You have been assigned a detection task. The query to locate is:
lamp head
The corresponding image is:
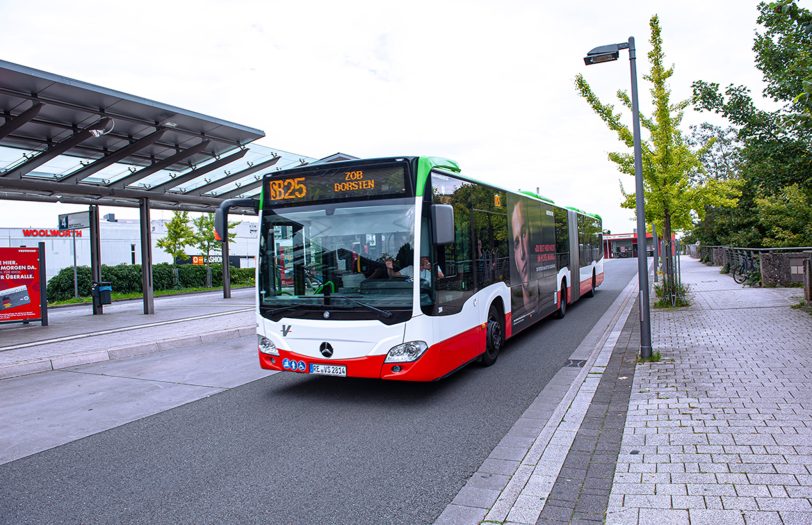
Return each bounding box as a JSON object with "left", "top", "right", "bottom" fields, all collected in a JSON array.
[{"left": 583, "top": 43, "right": 628, "bottom": 66}]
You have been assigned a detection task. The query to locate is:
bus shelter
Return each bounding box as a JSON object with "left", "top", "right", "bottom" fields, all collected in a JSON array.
[{"left": 0, "top": 59, "right": 304, "bottom": 315}]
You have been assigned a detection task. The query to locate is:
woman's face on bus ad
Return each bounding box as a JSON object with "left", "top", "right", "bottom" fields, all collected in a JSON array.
[{"left": 511, "top": 201, "right": 529, "bottom": 285}]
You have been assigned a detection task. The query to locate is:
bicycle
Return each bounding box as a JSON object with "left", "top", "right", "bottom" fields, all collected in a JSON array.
[{"left": 731, "top": 250, "right": 758, "bottom": 284}]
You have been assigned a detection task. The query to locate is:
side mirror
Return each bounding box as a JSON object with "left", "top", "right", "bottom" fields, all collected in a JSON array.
[
  {"left": 431, "top": 204, "right": 455, "bottom": 245},
  {"left": 215, "top": 198, "right": 259, "bottom": 241}
]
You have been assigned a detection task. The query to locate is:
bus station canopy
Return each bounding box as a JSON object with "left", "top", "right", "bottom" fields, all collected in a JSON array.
[{"left": 0, "top": 59, "right": 313, "bottom": 213}]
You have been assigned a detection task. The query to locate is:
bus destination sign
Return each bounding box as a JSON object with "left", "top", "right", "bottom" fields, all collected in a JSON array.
[{"left": 266, "top": 165, "right": 407, "bottom": 205}]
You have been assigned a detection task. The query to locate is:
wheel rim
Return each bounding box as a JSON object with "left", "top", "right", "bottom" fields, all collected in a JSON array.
[{"left": 488, "top": 313, "right": 503, "bottom": 352}]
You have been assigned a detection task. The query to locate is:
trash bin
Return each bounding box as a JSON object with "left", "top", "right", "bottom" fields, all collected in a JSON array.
[{"left": 91, "top": 281, "right": 112, "bottom": 306}]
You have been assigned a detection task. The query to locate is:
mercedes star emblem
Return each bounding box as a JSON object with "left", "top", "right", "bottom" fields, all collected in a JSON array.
[{"left": 319, "top": 342, "right": 334, "bottom": 358}]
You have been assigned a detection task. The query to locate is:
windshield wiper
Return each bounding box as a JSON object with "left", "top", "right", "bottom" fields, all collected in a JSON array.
[
  {"left": 341, "top": 297, "right": 393, "bottom": 319},
  {"left": 261, "top": 304, "right": 303, "bottom": 316}
]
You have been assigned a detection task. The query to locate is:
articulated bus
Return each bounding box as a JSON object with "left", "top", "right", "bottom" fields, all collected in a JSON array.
[{"left": 231, "top": 156, "right": 603, "bottom": 381}]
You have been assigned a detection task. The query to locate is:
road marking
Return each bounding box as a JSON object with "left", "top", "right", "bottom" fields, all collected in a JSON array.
[{"left": 0, "top": 308, "right": 254, "bottom": 352}]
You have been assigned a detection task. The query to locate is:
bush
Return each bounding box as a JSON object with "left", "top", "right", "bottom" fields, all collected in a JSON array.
[
  {"left": 654, "top": 282, "right": 690, "bottom": 308},
  {"left": 104, "top": 264, "right": 143, "bottom": 294},
  {"left": 46, "top": 266, "right": 93, "bottom": 301},
  {"left": 152, "top": 263, "right": 175, "bottom": 290},
  {"left": 47, "top": 264, "right": 255, "bottom": 302}
]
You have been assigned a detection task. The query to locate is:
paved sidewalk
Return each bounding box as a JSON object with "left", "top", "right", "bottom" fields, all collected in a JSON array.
[
  {"left": 606, "top": 258, "right": 812, "bottom": 524},
  {"left": 435, "top": 256, "right": 810, "bottom": 524},
  {"left": 0, "top": 288, "right": 254, "bottom": 379}
]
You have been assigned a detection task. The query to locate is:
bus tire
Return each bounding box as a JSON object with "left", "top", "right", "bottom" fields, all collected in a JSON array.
[
  {"left": 586, "top": 271, "right": 596, "bottom": 298},
  {"left": 479, "top": 304, "right": 504, "bottom": 367},
  {"left": 556, "top": 284, "right": 567, "bottom": 319}
]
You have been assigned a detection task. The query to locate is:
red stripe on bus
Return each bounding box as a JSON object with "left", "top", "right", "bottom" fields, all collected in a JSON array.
[
  {"left": 259, "top": 349, "right": 386, "bottom": 378},
  {"left": 259, "top": 323, "right": 487, "bottom": 381},
  {"left": 380, "top": 323, "right": 485, "bottom": 381}
]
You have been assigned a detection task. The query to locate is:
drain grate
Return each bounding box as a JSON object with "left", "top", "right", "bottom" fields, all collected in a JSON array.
[{"left": 565, "top": 359, "right": 587, "bottom": 368}]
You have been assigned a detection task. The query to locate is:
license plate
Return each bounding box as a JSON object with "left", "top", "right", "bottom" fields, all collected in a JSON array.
[{"left": 309, "top": 364, "right": 347, "bottom": 377}]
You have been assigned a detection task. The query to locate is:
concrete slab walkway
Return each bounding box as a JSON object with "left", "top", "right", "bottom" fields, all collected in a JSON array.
[{"left": 0, "top": 288, "right": 255, "bottom": 379}]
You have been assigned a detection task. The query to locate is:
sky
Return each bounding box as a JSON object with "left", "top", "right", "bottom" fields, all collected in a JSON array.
[{"left": 0, "top": 0, "right": 789, "bottom": 233}]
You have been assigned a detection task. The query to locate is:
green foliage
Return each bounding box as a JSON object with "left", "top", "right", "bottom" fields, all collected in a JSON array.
[
  {"left": 690, "top": 2, "right": 812, "bottom": 248},
  {"left": 576, "top": 17, "right": 740, "bottom": 236},
  {"left": 654, "top": 282, "right": 690, "bottom": 308},
  {"left": 792, "top": 300, "right": 812, "bottom": 315},
  {"left": 156, "top": 211, "right": 194, "bottom": 261},
  {"left": 190, "top": 213, "right": 239, "bottom": 266},
  {"left": 575, "top": 15, "right": 739, "bottom": 302},
  {"left": 637, "top": 351, "right": 662, "bottom": 363},
  {"left": 45, "top": 265, "right": 93, "bottom": 299},
  {"left": 755, "top": 183, "right": 812, "bottom": 246},
  {"left": 46, "top": 264, "right": 254, "bottom": 302}
]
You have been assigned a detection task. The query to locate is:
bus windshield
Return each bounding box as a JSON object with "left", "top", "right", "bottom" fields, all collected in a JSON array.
[{"left": 258, "top": 198, "right": 417, "bottom": 319}]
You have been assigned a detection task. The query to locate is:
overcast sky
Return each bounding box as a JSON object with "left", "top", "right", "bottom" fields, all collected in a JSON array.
[{"left": 0, "top": 0, "right": 786, "bottom": 233}]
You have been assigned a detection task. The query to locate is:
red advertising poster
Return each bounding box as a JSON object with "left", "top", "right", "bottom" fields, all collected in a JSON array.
[{"left": 0, "top": 247, "right": 42, "bottom": 323}]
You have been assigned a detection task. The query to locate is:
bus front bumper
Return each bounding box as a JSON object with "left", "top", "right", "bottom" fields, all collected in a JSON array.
[{"left": 258, "top": 339, "right": 480, "bottom": 382}]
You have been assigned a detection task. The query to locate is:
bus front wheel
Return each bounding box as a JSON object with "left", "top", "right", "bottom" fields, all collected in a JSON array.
[{"left": 479, "top": 304, "right": 503, "bottom": 367}]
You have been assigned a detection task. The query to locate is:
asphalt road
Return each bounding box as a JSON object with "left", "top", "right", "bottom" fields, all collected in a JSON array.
[{"left": 0, "top": 259, "right": 637, "bottom": 525}]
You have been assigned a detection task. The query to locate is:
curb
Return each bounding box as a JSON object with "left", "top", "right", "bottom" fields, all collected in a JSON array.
[
  {"left": 0, "top": 326, "right": 255, "bottom": 381},
  {"left": 434, "top": 273, "right": 639, "bottom": 525}
]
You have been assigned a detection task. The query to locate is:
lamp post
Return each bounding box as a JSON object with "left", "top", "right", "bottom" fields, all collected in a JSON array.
[{"left": 584, "top": 37, "right": 653, "bottom": 358}]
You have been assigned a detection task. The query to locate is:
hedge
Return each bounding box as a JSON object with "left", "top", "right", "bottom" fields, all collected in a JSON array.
[{"left": 47, "top": 263, "right": 255, "bottom": 302}]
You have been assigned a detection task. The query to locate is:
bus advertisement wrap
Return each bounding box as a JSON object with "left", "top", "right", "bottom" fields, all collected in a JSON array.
[
  {"left": 507, "top": 195, "right": 556, "bottom": 331},
  {"left": 0, "top": 247, "right": 42, "bottom": 323}
]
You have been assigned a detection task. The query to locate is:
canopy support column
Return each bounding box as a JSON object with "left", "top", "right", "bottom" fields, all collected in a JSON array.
[
  {"left": 89, "top": 204, "right": 103, "bottom": 315},
  {"left": 139, "top": 198, "right": 154, "bottom": 314}
]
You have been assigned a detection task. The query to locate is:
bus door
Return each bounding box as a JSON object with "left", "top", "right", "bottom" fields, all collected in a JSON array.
[
  {"left": 536, "top": 204, "right": 557, "bottom": 314},
  {"left": 567, "top": 210, "right": 581, "bottom": 302}
]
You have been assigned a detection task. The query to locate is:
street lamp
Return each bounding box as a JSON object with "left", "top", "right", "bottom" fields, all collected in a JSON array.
[{"left": 584, "top": 37, "right": 653, "bottom": 358}]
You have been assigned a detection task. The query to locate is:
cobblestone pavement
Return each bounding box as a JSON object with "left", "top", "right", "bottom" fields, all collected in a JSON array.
[
  {"left": 606, "top": 258, "right": 812, "bottom": 525},
  {"left": 536, "top": 302, "right": 640, "bottom": 524}
]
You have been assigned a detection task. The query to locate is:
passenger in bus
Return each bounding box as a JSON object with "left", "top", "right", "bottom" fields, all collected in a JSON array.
[
  {"left": 400, "top": 256, "right": 444, "bottom": 284},
  {"left": 510, "top": 199, "right": 538, "bottom": 317}
]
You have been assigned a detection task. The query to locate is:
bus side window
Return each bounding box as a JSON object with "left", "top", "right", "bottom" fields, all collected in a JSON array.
[
  {"left": 554, "top": 208, "right": 569, "bottom": 271},
  {"left": 431, "top": 172, "right": 475, "bottom": 315}
]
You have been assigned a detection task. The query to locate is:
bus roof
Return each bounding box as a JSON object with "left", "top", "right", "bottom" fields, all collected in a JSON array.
[
  {"left": 519, "top": 190, "right": 555, "bottom": 204},
  {"left": 263, "top": 155, "right": 601, "bottom": 223}
]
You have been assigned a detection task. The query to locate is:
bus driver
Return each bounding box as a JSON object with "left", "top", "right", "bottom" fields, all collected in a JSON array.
[{"left": 400, "top": 256, "right": 443, "bottom": 284}]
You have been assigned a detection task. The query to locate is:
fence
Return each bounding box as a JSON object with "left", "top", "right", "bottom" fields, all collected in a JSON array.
[
  {"left": 695, "top": 245, "right": 812, "bottom": 286},
  {"left": 654, "top": 238, "right": 683, "bottom": 306}
]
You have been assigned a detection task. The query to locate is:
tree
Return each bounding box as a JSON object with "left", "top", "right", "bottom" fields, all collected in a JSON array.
[
  {"left": 191, "top": 213, "right": 239, "bottom": 267},
  {"left": 156, "top": 211, "right": 194, "bottom": 262},
  {"left": 686, "top": 123, "right": 742, "bottom": 184},
  {"left": 575, "top": 15, "right": 740, "bottom": 301},
  {"left": 756, "top": 184, "right": 812, "bottom": 247},
  {"left": 692, "top": 1, "right": 812, "bottom": 248}
]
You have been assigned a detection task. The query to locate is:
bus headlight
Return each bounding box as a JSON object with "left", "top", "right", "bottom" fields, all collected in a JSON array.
[
  {"left": 385, "top": 341, "right": 428, "bottom": 363},
  {"left": 258, "top": 335, "right": 278, "bottom": 356}
]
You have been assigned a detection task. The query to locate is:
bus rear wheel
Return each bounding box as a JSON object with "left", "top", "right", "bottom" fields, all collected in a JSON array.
[
  {"left": 556, "top": 286, "right": 567, "bottom": 319},
  {"left": 586, "top": 271, "right": 596, "bottom": 297},
  {"left": 479, "top": 304, "right": 503, "bottom": 367}
]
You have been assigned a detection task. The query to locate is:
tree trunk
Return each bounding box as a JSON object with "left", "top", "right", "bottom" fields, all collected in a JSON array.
[{"left": 663, "top": 212, "right": 675, "bottom": 302}]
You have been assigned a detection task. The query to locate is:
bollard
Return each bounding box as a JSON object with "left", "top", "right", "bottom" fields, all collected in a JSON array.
[{"left": 805, "top": 259, "right": 811, "bottom": 303}]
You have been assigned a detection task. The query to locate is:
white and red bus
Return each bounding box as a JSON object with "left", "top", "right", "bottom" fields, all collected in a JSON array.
[{"left": 229, "top": 156, "right": 603, "bottom": 381}]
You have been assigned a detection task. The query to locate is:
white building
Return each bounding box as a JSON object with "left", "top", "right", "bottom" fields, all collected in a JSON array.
[{"left": 0, "top": 215, "right": 258, "bottom": 282}]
